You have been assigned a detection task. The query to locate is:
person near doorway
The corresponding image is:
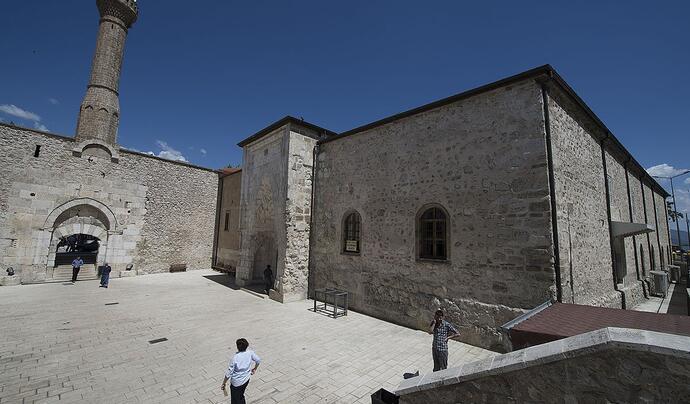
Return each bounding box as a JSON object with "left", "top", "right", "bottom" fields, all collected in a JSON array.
[
  {"left": 263, "top": 265, "right": 273, "bottom": 295},
  {"left": 71, "top": 256, "right": 84, "bottom": 283},
  {"left": 99, "top": 263, "right": 112, "bottom": 288},
  {"left": 221, "top": 338, "right": 261, "bottom": 404},
  {"left": 429, "top": 309, "right": 459, "bottom": 372}
]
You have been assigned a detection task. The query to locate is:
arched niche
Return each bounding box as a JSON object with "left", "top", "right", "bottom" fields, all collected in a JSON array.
[{"left": 72, "top": 138, "right": 120, "bottom": 162}]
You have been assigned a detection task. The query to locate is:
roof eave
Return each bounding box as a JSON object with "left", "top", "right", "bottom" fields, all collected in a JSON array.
[{"left": 237, "top": 116, "right": 336, "bottom": 147}]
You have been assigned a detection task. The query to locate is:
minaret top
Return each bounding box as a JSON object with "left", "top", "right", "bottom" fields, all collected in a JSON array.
[{"left": 96, "top": 0, "right": 139, "bottom": 28}]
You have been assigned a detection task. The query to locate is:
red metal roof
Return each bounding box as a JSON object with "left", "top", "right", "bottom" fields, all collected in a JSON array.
[{"left": 509, "top": 302, "right": 690, "bottom": 350}]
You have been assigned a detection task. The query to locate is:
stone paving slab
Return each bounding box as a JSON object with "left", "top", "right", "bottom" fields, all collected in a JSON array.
[{"left": 0, "top": 270, "right": 496, "bottom": 403}]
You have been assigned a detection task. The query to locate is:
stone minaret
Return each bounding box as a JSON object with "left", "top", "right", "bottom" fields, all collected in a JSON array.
[{"left": 76, "top": 0, "right": 138, "bottom": 145}]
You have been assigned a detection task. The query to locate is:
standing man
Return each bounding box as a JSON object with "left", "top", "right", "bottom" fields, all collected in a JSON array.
[
  {"left": 99, "top": 263, "right": 112, "bottom": 288},
  {"left": 71, "top": 256, "right": 84, "bottom": 283},
  {"left": 221, "top": 338, "right": 261, "bottom": 404},
  {"left": 263, "top": 264, "right": 273, "bottom": 295},
  {"left": 429, "top": 309, "right": 459, "bottom": 372}
]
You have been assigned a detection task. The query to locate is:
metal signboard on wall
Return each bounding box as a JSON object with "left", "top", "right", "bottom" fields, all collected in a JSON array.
[{"left": 345, "top": 240, "right": 358, "bottom": 252}]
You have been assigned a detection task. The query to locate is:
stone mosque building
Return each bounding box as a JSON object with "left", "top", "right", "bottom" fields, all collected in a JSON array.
[
  {"left": 0, "top": 0, "right": 218, "bottom": 283},
  {"left": 1, "top": 0, "right": 672, "bottom": 349}
]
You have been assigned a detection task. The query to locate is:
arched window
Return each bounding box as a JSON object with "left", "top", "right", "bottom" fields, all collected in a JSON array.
[
  {"left": 418, "top": 206, "right": 448, "bottom": 260},
  {"left": 342, "top": 211, "right": 361, "bottom": 253}
]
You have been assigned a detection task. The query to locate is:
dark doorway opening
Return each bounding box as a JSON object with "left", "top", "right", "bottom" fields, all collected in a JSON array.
[{"left": 55, "top": 234, "right": 99, "bottom": 266}]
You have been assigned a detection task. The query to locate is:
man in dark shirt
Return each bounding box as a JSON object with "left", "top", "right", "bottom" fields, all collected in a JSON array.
[
  {"left": 429, "top": 309, "right": 459, "bottom": 371},
  {"left": 71, "top": 257, "right": 84, "bottom": 283},
  {"left": 263, "top": 265, "right": 273, "bottom": 295},
  {"left": 99, "top": 263, "right": 112, "bottom": 288}
]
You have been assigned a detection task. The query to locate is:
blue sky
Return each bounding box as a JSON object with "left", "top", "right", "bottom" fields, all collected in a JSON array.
[{"left": 1, "top": 1, "right": 689, "bottom": 211}]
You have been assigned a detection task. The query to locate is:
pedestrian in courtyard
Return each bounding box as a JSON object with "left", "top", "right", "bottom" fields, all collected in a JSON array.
[
  {"left": 71, "top": 256, "right": 84, "bottom": 283},
  {"left": 221, "top": 338, "right": 261, "bottom": 404},
  {"left": 263, "top": 264, "right": 273, "bottom": 295},
  {"left": 99, "top": 263, "right": 112, "bottom": 288},
  {"left": 429, "top": 309, "right": 459, "bottom": 372}
]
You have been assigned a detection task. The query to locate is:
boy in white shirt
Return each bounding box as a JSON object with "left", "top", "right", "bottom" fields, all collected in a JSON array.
[{"left": 221, "top": 338, "right": 261, "bottom": 404}]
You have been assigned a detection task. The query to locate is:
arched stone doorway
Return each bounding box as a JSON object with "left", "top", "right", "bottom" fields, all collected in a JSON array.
[
  {"left": 253, "top": 232, "right": 276, "bottom": 282},
  {"left": 41, "top": 198, "right": 117, "bottom": 280}
]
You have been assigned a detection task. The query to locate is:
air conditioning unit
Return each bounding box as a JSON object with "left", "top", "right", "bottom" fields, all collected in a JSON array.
[
  {"left": 650, "top": 270, "right": 669, "bottom": 297},
  {"left": 668, "top": 265, "right": 681, "bottom": 283}
]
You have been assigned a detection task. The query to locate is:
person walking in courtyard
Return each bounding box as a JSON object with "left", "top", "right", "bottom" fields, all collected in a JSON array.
[
  {"left": 429, "top": 309, "right": 459, "bottom": 371},
  {"left": 263, "top": 264, "right": 273, "bottom": 295},
  {"left": 71, "top": 256, "right": 84, "bottom": 283},
  {"left": 221, "top": 338, "right": 261, "bottom": 404},
  {"left": 99, "top": 263, "right": 112, "bottom": 288}
]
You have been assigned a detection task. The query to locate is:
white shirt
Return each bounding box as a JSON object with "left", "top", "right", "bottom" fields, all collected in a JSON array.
[{"left": 225, "top": 350, "right": 261, "bottom": 387}]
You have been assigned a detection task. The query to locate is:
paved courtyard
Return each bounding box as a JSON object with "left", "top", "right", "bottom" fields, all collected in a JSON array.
[{"left": 0, "top": 270, "right": 495, "bottom": 403}]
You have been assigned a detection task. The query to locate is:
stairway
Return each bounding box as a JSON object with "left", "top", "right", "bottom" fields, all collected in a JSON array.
[{"left": 52, "top": 265, "right": 99, "bottom": 282}]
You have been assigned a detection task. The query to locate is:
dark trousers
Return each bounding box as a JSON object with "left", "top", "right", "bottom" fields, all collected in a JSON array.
[
  {"left": 71, "top": 267, "right": 80, "bottom": 282},
  {"left": 432, "top": 349, "right": 448, "bottom": 372},
  {"left": 230, "top": 380, "right": 249, "bottom": 404},
  {"left": 264, "top": 279, "right": 272, "bottom": 294},
  {"left": 100, "top": 272, "right": 110, "bottom": 286}
]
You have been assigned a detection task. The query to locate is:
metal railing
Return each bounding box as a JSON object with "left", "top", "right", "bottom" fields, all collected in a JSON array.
[{"left": 312, "top": 288, "right": 348, "bottom": 318}]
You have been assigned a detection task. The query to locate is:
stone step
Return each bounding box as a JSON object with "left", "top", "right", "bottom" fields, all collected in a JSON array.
[{"left": 52, "top": 265, "right": 99, "bottom": 281}]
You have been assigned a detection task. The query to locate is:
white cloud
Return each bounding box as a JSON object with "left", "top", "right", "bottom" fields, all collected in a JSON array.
[
  {"left": 48, "top": 98, "right": 59, "bottom": 105},
  {"left": 33, "top": 122, "right": 48, "bottom": 132},
  {"left": 200, "top": 148, "right": 207, "bottom": 155},
  {"left": 685, "top": 177, "right": 690, "bottom": 185},
  {"left": 121, "top": 142, "right": 188, "bottom": 162},
  {"left": 0, "top": 104, "right": 41, "bottom": 121},
  {"left": 155, "top": 140, "right": 188, "bottom": 162},
  {"left": 646, "top": 163, "right": 690, "bottom": 178}
]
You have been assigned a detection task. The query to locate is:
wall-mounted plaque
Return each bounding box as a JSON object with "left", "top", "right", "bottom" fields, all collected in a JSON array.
[{"left": 345, "top": 240, "right": 358, "bottom": 252}]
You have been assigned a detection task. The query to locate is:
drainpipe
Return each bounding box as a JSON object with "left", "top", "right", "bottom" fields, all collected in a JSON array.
[
  {"left": 600, "top": 134, "right": 625, "bottom": 309},
  {"left": 306, "top": 143, "right": 319, "bottom": 299},
  {"left": 540, "top": 81, "right": 562, "bottom": 303}
]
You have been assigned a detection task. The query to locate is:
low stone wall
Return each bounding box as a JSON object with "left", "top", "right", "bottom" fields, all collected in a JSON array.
[{"left": 396, "top": 327, "right": 690, "bottom": 403}]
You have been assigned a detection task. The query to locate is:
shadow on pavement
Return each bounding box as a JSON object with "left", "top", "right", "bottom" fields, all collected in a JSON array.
[
  {"left": 203, "top": 273, "right": 267, "bottom": 299},
  {"left": 667, "top": 277, "right": 688, "bottom": 316}
]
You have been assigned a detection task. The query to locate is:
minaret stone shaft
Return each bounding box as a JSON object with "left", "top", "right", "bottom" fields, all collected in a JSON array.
[{"left": 76, "top": 0, "right": 138, "bottom": 145}]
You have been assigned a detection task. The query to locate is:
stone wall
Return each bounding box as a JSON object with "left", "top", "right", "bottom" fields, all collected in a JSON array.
[
  {"left": 282, "top": 129, "right": 318, "bottom": 302},
  {"left": 547, "top": 86, "right": 670, "bottom": 309},
  {"left": 311, "top": 79, "right": 555, "bottom": 350},
  {"left": 643, "top": 183, "right": 660, "bottom": 271},
  {"left": 605, "top": 151, "right": 647, "bottom": 308},
  {"left": 236, "top": 121, "right": 321, "bottom": 302},
  {"left": 654, "top": 191, "right": 671, "bottom": 267},
  {"left": 215, "top": 170, "right": 242, "bottom": 271},
  {"left": 547, "top": 90, "right": 620, "bottom": 308},
  {"left": 627, "top": 172, "right": 647, "bottom": 279},
  {"left": 236, "top": 127, "right": 288, "bottom": 287},
  {"left": 0, "top": 123, "right": 218, "bottom": 282},
  {"left": 396, "top": 327, "right": 690, "bottom": 404}
]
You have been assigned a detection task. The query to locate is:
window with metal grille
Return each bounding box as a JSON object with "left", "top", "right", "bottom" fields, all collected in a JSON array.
[
  {"left": 343, "top": 212, "right": 361, "bottom": 253},
  {"left": 419, "top": 207, "right": 447, "bottom": 260}
]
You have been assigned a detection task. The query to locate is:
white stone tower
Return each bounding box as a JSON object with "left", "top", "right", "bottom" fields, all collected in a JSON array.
[{"left": 76, "top": 0, "right": 138, "bottom": 146}]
